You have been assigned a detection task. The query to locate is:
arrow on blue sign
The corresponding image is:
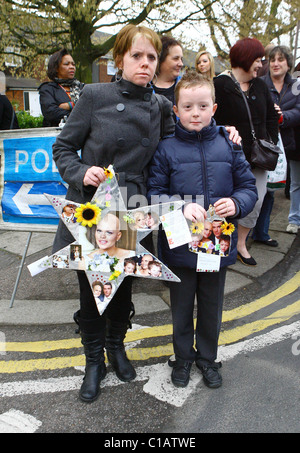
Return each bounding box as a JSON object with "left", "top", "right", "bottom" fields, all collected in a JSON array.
[{"left": 2, "top": 182, "right": 67, "bottom": 224}]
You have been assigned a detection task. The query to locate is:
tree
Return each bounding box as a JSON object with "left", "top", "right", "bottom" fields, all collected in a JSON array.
[
  {"left": 199, "top": 0, "right": 299, "bottom": 60},
  {"left": 0, "top": 0, "right": 298, "bottom": 83},
  {"left": 0, "top": 0, "right": 210, "bottom": 82}
]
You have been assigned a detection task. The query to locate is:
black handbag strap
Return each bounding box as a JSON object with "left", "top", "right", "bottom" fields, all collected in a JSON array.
[
  {"left": 155, "top": 93, "right": 164, "bottom": 139},
  {"left": 10, "top": 106, "right": 16, "bottom": 129},
  {"left": 231, "top": 73, "right": 257, "bottom": 140}
]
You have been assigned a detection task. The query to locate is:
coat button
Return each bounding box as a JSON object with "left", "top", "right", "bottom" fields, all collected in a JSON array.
[
  {"left": 144, "top": 93, "right": 151, "bottom": 101},
  {"left": 116, "top": 103, "right": 125, "bottom": 112},
  {"left": 141, "top": 138, "right": 150, "bottom": 147},
  {"left": 117, "top": 138, "right": 126, "bottom": 147}
]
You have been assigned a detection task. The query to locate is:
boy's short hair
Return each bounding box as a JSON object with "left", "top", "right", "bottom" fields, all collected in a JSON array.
[{"left": 175, "top": 70, "right": 215, "bottom": 105}]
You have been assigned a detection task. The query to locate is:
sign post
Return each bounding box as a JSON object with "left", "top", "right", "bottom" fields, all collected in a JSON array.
[{"left": 0, "top": 127, "right": 66, "bottom": 306}]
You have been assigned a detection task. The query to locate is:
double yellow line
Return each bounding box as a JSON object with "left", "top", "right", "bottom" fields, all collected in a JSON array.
[{"left": 1, "top": 272, "right": 299, "bottom": 374}]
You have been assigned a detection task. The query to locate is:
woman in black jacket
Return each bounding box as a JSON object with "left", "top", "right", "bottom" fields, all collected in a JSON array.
[
  {"left": 214, "top": 37, "right": 278, "bottom": 265},
  {"left": 39, "top": 48, "right": 84, "bottom": 127},
  {"left": 252, "top": 46, "right": 300, "bottom": 239},
  {"left": 0, "top": 95, "right": 19, "bottom": 130}
]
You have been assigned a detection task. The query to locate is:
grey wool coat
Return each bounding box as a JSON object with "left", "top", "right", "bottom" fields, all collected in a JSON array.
[{"left": 52, "top": 78, "right": 174, "bottom": 252}]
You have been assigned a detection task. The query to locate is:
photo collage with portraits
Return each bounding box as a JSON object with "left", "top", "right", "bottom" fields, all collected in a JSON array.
[{"left": 28, "top": 166, "right": 181, "bottom": 315}]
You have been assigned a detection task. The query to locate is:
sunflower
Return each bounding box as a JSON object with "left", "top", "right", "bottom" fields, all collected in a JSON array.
[
  {"left": 190, "top": 221, "right": 204, "bottom": 235},
  {"left": 75, "top": 202, "right": 101, "bottom": 228},
  {"left": 221, "top": 221, "right": 235, "bottom": 236},
  {"left": 104, "top": 167, "right": 114, "bottom": 179},
  {"left": 109, "top": 270, "right": 122, "bottom": 281}
]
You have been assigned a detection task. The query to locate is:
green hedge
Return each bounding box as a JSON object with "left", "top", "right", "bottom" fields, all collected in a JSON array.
[{"left": 16, "top": 111, "right": 44, "bottom": 128}]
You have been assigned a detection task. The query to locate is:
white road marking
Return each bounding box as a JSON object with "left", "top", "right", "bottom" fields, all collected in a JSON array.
[
  {"left": 1, "top": 320, "right": 299, "bottom": 407},
  {"left": 0, "top": 409, "right": 42, "bottom": 433}
]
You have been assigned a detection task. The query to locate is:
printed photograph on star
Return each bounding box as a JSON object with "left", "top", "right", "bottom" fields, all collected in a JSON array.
[
  {"left": 77, "top": 211, "right": 137, "bottom": 276},
  {"left": 127, "top": 209, "right": 160, "bottom": 231},
  {"left": 90, "top": 279, "right": 116, "bottom": 315},
  {"left": 188, "top": 207, "right": 235, "bottom": 258},
  {"left": 123, "top": 254, "right": 162, "bottom": 278}
]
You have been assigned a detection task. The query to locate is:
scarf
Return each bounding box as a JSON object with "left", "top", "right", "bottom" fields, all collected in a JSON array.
[{"left": 55, "top": 78, "right": 82, "bottom": 104}]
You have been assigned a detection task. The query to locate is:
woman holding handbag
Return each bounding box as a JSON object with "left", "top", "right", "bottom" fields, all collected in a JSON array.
[
  {"left": 252, "top": 46, "right": 300, "bottom": 241},
  {"left": 214, "top": 37, "right": 278, "bottom": 265},
  {"left": 261, "top": 47, "right": 300, "bottom": 235}
]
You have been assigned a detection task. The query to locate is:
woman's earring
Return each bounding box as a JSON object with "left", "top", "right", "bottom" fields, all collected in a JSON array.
[
  {"left": 152, "top": 73, "right": 158, "bottom": 85},
  {"left": 115, "top": 69, "right": 123, "bottom": 82}
]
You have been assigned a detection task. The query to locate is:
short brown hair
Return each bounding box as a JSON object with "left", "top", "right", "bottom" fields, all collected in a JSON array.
[
  {"left": 113, "top": 24, "right": 162, "bottom": 69},
  {"left": 269, "top": 45, "right": 294, "bottom": 72},
  {"left": 175, "top": 70, "right": 215, "bottom": 105},
  {"left": 230, "top": 38, "right": 265, "bottom": 72},
  {"left": 158, "top": 36, "right": 183, "bottom": 73}
]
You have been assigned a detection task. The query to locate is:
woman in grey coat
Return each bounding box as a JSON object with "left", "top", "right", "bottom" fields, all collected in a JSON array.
[{"left": 52, "top": 24, "right": 174, "bottom": 403}]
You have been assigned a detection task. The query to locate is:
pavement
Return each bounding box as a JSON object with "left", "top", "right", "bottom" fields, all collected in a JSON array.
[{"left": 0, "top": 188, "right": 298, "bottom": 325}]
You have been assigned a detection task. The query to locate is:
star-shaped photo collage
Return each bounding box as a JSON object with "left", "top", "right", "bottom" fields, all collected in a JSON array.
[{"left": 28, "top": 166, "right": 182, "bottom": 315}]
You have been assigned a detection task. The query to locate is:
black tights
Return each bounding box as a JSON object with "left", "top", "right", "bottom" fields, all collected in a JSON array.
[{"left": 77, "top": 271, "right": 133, "bottom": 329}]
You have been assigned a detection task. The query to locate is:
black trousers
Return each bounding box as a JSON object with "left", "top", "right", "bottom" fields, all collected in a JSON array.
[
  {"left": 169, "top": 266, "right": 227, "bottom": 367},
  {"left": 77, "top": 271, "right": 133, "bottom": 333}
]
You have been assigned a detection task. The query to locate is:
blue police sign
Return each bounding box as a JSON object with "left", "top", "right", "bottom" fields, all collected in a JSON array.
[{"left": 0, "top": 130, "right": 67, "bottom": 225}]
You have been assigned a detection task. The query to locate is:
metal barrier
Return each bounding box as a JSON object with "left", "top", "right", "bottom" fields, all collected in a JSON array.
[{"left": 0, "top": 127, "right": 66, "bottom": 307}]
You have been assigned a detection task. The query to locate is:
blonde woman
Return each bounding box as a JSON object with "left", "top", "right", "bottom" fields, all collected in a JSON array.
[{"left": 195, "top": 51, "right": 215, "bottom": 80}]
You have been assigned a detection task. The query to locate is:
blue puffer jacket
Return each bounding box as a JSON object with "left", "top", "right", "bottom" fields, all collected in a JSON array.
[
  {"left": 147, "top": 120, "right": 258, "bottom": 269},
  {"left": 262, "top": 72, "right": 300, "bottom": 160}
]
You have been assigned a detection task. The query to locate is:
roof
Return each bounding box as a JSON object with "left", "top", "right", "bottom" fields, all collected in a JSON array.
[{"left": 5, "top": 76, "right": 40, "bottom": 90}]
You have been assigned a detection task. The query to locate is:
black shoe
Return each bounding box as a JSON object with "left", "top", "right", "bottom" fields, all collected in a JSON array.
[
  {"left": 171, "top": 359, "right": 192, "bottom": 388},
  {"left": 197, "top": 362, "right": 222, "bottom": 388},
  {"left": 254, "top": 239, "right": 278, "bottom": 247},
  {"left": 237, "top": 252, "right": 257, "bottom": 266}
]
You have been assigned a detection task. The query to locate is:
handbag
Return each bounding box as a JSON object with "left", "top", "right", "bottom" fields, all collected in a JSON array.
[
  {"left": 232, "top": 75, "right": 282, "bottom": 171},
  {"left": 267, "top": 134, "right": 287, "bottom": 188}
]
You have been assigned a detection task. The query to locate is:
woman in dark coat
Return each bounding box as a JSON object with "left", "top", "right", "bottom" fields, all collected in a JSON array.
[
  {"left": 252, "top": 46, "right": 300, "bottom": 239},
  {"left": 52, "top": 25, "right": 174, "bottom": 403},
  {"left": 213, "top": 37, "right": 278, "bottom": 266},
  {"left": 0, "top": 95, "right": 19, "bottom": 130},
  {"left": 39, "top": 48, "right": 84, "bottom": 127}
]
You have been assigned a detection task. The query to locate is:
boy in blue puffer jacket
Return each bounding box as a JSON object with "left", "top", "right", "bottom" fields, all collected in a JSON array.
[{"left": 147, "top": 71, "right": 258, "bottom": 389}]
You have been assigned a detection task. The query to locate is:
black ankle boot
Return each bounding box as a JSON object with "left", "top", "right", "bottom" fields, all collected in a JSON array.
[
  {"left": 105, "top": 319, "right": 136, "bottom": 382},
  {"left": 75, "top": 311, "right": 107, "bottom": 403}
]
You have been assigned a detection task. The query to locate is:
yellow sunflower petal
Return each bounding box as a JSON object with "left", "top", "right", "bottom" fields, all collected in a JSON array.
[
  {"left": 75, "top": 202, "right": 101, "bottom": 227},
  {"left": 190, "top": 222, "right": 204, "bottom": 235},
  {"left": 104, "top": 167, "right": 114, "bottom": 179},
  {"left": 221, "top": 221, "right": 235, "bottom": 235}
]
